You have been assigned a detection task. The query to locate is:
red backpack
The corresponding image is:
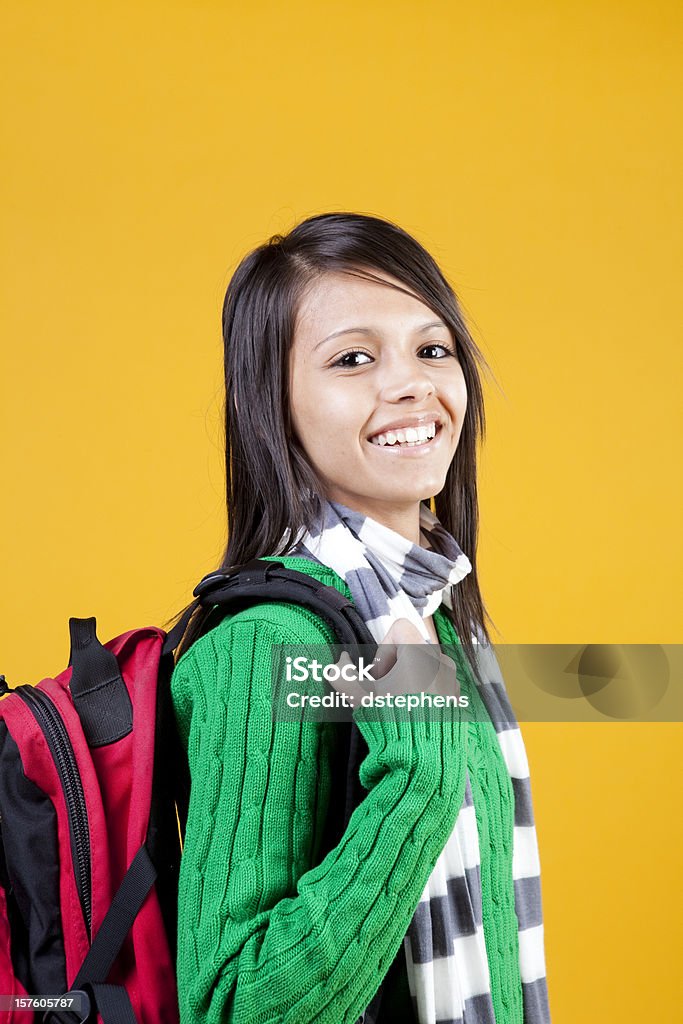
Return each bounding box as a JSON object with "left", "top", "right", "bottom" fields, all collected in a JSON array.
[{"left": 0, "top": 558, "right": 374, "bottom": 1024}]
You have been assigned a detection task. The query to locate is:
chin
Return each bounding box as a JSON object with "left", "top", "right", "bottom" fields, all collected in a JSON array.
[{"left": 375, "top": 486, "right": 441, "bottom": 506}]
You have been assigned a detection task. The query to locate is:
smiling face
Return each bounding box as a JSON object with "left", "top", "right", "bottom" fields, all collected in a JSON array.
[{"left": 288, "top": 269, "right": 468, "bottom": 540}]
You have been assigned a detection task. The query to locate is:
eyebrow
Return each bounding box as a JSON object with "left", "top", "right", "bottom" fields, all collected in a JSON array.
[{"left": 313, "top": 320, "right": 448, "bottom": 352}]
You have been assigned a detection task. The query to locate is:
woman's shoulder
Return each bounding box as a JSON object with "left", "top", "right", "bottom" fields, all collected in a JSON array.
[
  {"left": 172, "top": 555, "right": 352, "bottom": 677},
  {"left": 262, "top": 554, "right": 351, "bottom": 596}
]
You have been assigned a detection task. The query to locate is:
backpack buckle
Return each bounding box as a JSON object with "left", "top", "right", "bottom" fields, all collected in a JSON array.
[
  {"left": 68, "top": 990, "right": 91, "bottom": 1024},
  {"left": 42, "top": 989, "right": 91, "bottom": 1024},
  {"left": 193, "top": 570, "right": 232, "bottom": 598},
  {"left": 193, "top": 559, "right": 283, "bottom": 599}
]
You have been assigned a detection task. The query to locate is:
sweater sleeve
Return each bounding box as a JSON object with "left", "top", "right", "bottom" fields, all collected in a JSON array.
[{"left": 170, "top": 606, "right": 469, "bottom": 1024}]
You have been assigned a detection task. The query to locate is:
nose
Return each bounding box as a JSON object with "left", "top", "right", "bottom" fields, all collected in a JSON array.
[{"left": 376, "top": 353, "right": 436, "bottom": 404}]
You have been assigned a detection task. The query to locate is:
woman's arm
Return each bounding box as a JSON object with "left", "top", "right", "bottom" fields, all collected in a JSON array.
[{"left": 171, "top": 606, "right": 469, "bottom": 1024}]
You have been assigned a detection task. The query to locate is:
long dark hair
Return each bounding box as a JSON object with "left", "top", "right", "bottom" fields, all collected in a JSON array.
[{"left": 165, "top": 212, "right": 499, "bottom": 679}]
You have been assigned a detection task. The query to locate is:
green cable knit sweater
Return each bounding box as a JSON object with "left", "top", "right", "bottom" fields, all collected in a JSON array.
[{"left": 170, "top": 557, "right": 522, "bottom": 1024}]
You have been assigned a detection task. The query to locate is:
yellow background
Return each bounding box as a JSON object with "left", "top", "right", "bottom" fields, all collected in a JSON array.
[{"left": 2, "top": 1, "right": 681, "bottom": 1019}]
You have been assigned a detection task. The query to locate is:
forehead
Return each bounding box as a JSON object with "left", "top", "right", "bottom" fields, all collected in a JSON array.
[{"left": 294, "top": 270, "right": 438, "bottom": 345}]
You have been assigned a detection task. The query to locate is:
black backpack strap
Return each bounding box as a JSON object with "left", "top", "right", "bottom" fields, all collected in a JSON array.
[
  {"left": 161, "top": 605, "right": 195, "bottom": 658},
  {"left": 42, "top": 846, "right": 155, "bottom": 1024},
  {"left": 72, "top": 843, "right": 156, "bottom": 988},
  {"left": 177, "top": 558, "right": 375, "bottom": 656},
  {"left": 43, "top": 983, "right": 136, "bottom": 1024},
  {"left": 86, "top": 984, "right": 137, "bottom": 1024}
]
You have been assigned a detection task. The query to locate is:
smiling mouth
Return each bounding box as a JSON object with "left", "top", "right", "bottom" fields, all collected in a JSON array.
[{"left": 367, "top": 421, "right": 443, "bottom": 449}]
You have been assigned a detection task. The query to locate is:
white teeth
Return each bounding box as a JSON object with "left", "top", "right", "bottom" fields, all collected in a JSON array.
[{"left": 369, "top": 421, "right": 439, "bottom": 446}]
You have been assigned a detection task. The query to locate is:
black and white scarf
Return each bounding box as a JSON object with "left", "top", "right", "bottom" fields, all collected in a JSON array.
[{"left": 284, "top": 498, "right": 551, "bottom": 1024}]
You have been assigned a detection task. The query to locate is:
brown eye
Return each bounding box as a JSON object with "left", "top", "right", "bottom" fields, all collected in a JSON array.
[
  {"left": 332, "top": 349, "right": 373, "bottom": 368},
  {"left": 419, "top": 343, "right": 455, "bottom": 359}
]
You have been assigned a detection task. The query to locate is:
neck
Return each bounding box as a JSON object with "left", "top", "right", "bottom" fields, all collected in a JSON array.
[{"left": 327, "top": 494, "right": 425, "bottom": 547}]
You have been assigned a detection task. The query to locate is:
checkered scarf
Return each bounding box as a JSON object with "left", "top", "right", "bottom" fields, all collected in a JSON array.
[{"left": 285, "top": 498, "right": 551, "bottom": 1024}]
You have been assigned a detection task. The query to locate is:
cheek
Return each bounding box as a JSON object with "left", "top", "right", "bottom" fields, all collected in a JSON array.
[
  {"left": 291, "top": 391, "right": 335, "bottom": 446},
  {"left": 291, "top": 390, "right": 362, "bottom": 475},
  {"left": 289, "top": 383, "right": 335, "bottom": 459},
  {"left": 447, "top": 368, "right": 468, "bottom": 414},
  {"left": 439, "top": 370, "right": 468, "bottom": 447},
  {"left": 296, "top": 378, "right": 356, "bottom": 436},
  {"left": 304, "top": 406, "right": 350, "bottom": 461}
]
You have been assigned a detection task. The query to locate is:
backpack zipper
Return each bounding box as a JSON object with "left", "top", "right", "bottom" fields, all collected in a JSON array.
[{"left": 15, "top": 685, "right": 92, "bottom": 940}]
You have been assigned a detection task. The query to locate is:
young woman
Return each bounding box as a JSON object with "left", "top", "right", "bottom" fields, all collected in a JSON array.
[{"left": 167, "top": 213, "right": 551, "bottom": 1024}]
